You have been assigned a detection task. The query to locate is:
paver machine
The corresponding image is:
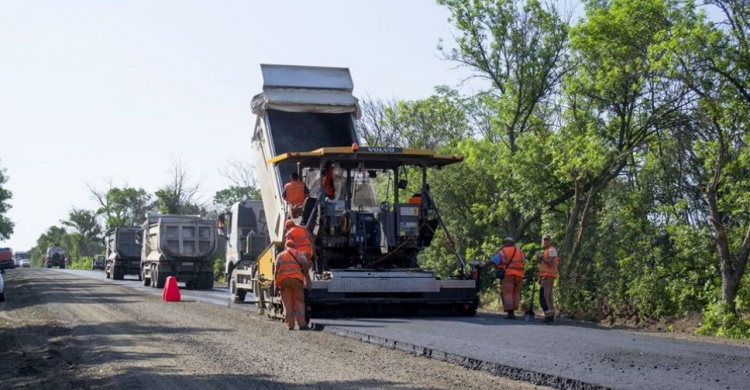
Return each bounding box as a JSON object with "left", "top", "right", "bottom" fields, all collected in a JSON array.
[{"left": 227, "top": 64, "right": 478, "bottom": 318}]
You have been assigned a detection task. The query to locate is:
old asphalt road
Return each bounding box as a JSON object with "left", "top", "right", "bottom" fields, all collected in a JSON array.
[
  {"left": 0, "top": 268, "right": 540, "bottom": 390},
  {"left": 59, "top": 268, "right": 750, "bottom": 390}
]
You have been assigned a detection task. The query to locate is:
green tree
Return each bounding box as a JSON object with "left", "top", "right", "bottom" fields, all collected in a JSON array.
[
  {"left": 91, "top": 184, "right": 153, "bottom": 227},
  {"left": 213, "top": 186, "right": 261, "bottom": 210},
  {"left": 62, "top": 208, "right": 102, "bottom": 241},
  {"left": 155, "top": 157, "right": 203, "bottom": 215},
  {"left": 0, "top": 161, "right": 14, "bottom": 240},
  {"left": 655, "top": 0, "right": 750, "bottom": 316}
]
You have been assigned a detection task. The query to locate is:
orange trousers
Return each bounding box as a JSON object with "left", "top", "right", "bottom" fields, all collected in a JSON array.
[
  {"left": 539, "top": 276, "right": 556, "bottom": 317},
  {"left": 501, "top": 274, "right": 523, "bottom": 311},
  {"left": 280, "top": 278, "right": 306, "bottom": 330}
]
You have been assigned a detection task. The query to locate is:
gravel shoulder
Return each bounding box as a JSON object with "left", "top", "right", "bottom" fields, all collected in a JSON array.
[{"left": 0, "top": 268, "right": 546, "bottom": 390}]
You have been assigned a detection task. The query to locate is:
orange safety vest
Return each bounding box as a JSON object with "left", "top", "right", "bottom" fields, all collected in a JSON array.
[
  {"left": 497, "top": 246, "right": 525, "bottom": 278},
  {"left": 275, "top": 248, "right": 305, "bottom": 286},
  {"left": 324, "top": 167, "right": 335, "bottom": 198},
  {"left": 285, "top": 226, "right": 314, "bottom": 258},
  {"left": 284, "top": 180, "right": 307, "bottom": 208},
  {"left": 539, "top": 246, "right": 559, "bottom": 278}
]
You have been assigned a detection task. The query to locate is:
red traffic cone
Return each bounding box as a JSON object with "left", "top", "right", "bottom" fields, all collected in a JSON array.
[{"left": 162, "top": 276, "right": 181, "bottom": 302}]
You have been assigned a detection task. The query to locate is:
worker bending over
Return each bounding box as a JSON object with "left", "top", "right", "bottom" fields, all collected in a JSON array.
[
  {"left": 483, "top": 237, "right": 526, "bottom": 319},
  {"left": 283, "top": 172, "right": 309, "bottom": 218},
  {"left": 274, "top": 240, "right": 309, "bottom": 330},
  {"left": 538, "top": 235, "right": 558, "bottom": 323},
  {"left": 285, "top": 219, "right": 314, "bottom": 290}
]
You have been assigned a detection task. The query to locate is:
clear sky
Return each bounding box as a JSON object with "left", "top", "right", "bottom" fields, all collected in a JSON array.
[{"left": 0, "top": 0, "right": 478, "bottom": 250}]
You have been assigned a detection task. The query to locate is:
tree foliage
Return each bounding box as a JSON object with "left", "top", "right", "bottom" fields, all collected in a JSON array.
[
  {"left": 90, "top": 183, "right": 153, "bottom": 228},
  {"left": 357, "top": 0, "right": 750, "bottom": 337},
  {"left": 0, "top": 161, "right": 14, "bottom": 240}
]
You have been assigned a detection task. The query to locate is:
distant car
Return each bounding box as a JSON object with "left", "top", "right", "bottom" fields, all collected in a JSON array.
[
  {"left": 19, "top": 259, "right": 30, "bottom": 268},
  {"left": 0, "top": 268, "right": 5, "bottom": 302},
  {"left": 92, "top": 255, "right": 106, "bottom": 270},
  {"left": 14, "top": 251, "right": 29, "bottom": 267},
  {"left": 0, "top": 247, "right": 14, "bottom": 270}
]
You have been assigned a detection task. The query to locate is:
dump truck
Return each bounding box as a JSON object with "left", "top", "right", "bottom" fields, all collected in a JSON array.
[
  {"left": 140, "top": 214, "right": 217, "bottom": 289},
  {"left": 104, "top": 227, "right": 141, "bottom": 280},
  {"left": 45, "top": 244, "right": 66, "bottom": 268},
  {"left": 225, "top": 64, "right": 478, "bottom": 318},
  {"left": 219, "top": 200, "right": 269, "bottom": 302}
]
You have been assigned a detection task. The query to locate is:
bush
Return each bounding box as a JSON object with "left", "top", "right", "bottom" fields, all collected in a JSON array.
[
  {"left": 69, "top": 256, "right": 93, "bottom": 270},
  {"left": 213, "top": 257, "right": 226, "bottom": 285},
  {"left": 696, "top": 302, "right": 750, "bottom": 340}
]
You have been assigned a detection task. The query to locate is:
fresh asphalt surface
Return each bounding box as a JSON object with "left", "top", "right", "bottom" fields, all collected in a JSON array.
[{"left": 57, "top": 268, "right": 750, "bottom": 390}]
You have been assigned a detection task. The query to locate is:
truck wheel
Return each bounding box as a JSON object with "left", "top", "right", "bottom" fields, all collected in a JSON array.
[
  {"left": 154, "top": 269, "right": 167, "bottom": 289},
  {"left": 60, "top": 263, "right": 65, "bottom": 269},
  {"left": 231, "top": 276, "right": 246, "bottom": 303},
  {"left": 113, "top": 267, "right": 124, "bottom": 281},
  {"left": 141, "top": 270, "right": 150, "bottom": 286},
  {"left": 203, "top": 272, "right": 214, "bottom": 290}
]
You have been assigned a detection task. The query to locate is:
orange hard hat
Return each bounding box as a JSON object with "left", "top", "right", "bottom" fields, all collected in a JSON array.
[
  {"left": 285, "top": 219, "right": 295, "bottom": 230},
  {"left": 285, "top": 239, "right": 296, "bottom": 248}
]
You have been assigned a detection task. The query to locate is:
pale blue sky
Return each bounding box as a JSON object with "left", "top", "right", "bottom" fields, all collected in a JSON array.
[{"left": 1, "top": 0, "right": 481, "bottom": 250}]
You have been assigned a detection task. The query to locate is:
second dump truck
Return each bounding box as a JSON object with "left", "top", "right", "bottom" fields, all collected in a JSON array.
[
  {"left": 140, "top": 214, "right": 217, "bottom": 290},
  {"left": 104, "top": 227, "right": 141, "bottom": 280}
]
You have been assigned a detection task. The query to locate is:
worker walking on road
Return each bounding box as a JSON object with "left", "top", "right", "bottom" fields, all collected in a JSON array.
[
  {"left": 538, "top": 235, "right": 558, "bottom": 323},
  {"left": 483, "top": 237, "right": 526, "bottom": 319},
  {"left": 274, "top": 240, "right": 309, "bottom": 330},
  {"left": 283, "top": 172, "right": 309, "bottom": 218}
]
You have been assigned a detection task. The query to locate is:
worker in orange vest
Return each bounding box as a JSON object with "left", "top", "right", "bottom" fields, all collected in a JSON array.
[
  {"left": 538, "top": 235, "right": 558, "bottom": 323},
  {"left": 283, "top": 172, "right": 309, "bottom": 218},
  {"left": 285, "top": 219, "right": 314, "bottom": 278},
  {"left": 274, "top": 239, "right": 309, "bottom": 330},
  {"left": 483, "top": 237, "right": 526, "bottom": 319},
  {"left": 323, "top": 162, "right": 336, "bottom": 199}
]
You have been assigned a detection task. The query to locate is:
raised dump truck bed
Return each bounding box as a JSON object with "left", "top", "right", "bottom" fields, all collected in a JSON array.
[
  {"left": 140, "top": 214, "right": 217, "bottom": 290},
  {"left": 104, "top": 226, "right": 142, "bottom": 280}
]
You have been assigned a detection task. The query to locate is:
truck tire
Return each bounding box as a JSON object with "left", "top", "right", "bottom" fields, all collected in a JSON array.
[
  {"left": 141, "top": 269, "right": 150, "bottom": 286},
  {"left": 154, "top": 268, "right": 167, "bottom": 289},
  {"left": 231, "top": 275, "right": 246, "bottom": 303},
  {"left": 59, "top": 263, "right": 65, "bottom": 269},
  {"left": 203, "top": 272, "right": 214, "bottom": 290},
  {"left": 113, "top": 266, "right": 124, "bottom": 281}
]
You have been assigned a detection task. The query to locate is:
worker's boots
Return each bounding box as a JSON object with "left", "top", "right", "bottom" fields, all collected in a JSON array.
[{"left": 505, "top": 311, "right": 516, "bottom": 320}]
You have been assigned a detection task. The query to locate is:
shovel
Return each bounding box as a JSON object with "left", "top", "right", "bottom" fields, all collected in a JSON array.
[{"left": 524, "top": 279, "right": 536, "bottom": 322}]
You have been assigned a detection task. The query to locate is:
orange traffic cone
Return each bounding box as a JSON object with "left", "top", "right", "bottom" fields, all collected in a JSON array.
[{"left": 163, "top": 276, "right": 181, "bottom": 302}]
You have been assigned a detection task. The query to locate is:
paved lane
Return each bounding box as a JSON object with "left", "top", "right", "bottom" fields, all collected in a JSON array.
[{"left": 57, "top": 268, "right": 750, "bottom": 390}]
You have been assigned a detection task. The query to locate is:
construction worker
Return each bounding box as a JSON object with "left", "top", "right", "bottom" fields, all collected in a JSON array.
[
  {"left": 323, "top": 162, "right": 336, "bottom": 199},
  {"left": 274, "top": 239, "right": 309, "bottom": 330},
  {"left": 408, "top": 192, "right": 421, "bottom": 205},
  {"left": 282, "top": 172, "right": 309, "bottom": 218},
  {"left": 538, "top": 235, "right": 558, "bottom": 323},
  {"left": 483, "top": 237, "right": 526, "bottom": 319},
  {"left": 285, "top": 220, "right": 314, "bottom": 265}
]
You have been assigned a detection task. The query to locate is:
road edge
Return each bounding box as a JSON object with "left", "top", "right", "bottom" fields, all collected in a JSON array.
[{"left": 323, "top": 325, "right": 610, "bottom": 390}]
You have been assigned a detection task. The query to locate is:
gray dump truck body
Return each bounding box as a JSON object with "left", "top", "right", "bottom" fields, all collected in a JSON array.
[
  {"left": 140, "top": 214, "right": 217, "bottom": 290},
  {"left": 104, "top": 227, "right": 141, "bottom": 280}
]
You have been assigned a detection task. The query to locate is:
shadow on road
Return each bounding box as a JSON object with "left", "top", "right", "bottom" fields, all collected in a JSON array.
[{"left": 77, "top": 368, "right": 428, "bottom": 390}]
